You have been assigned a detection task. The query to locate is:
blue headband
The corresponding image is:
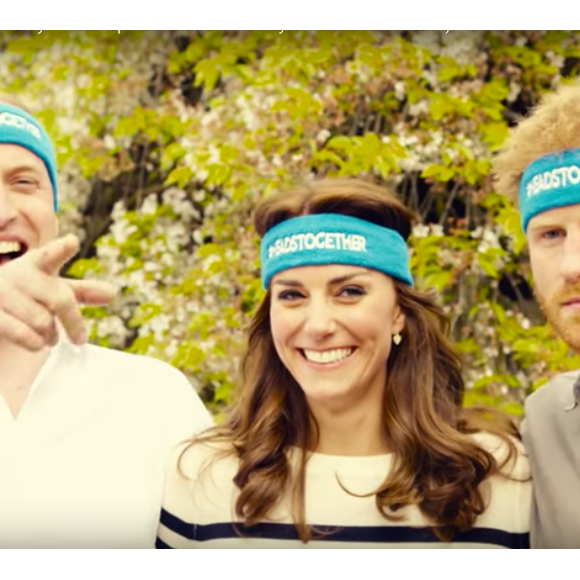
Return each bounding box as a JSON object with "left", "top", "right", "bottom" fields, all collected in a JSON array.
[
  {"left": 260, "top": 213, "right": 413, "bottom": 289},
  {"left": 519, "top": 148, "right": 580, "bottom": 232},
  {"left": 0, "top": 103, "right": 58, "bottom": 210}
]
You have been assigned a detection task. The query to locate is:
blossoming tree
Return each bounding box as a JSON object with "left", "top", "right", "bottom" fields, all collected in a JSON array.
[{"left": 2, "top": 30, "right": 579, "bottom": 416}]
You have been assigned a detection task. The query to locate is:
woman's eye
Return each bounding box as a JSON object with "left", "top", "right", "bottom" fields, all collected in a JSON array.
[
  {"left": 339, "top": 286, "right": 365, "bottom": 297},
  {"left": 277, "top": 290, "right": 304, "bottom": 301}
]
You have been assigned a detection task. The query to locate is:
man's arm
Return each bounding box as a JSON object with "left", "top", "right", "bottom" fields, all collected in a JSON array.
[{"left": 521, "top": 400, "right": 544, "bottom": 549}]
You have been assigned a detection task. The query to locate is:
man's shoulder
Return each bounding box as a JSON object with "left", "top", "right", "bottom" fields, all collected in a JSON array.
[
  {"left": 525, "top": 370, "right": 579, "bottom": 414},
  {"left": 468, "top": 431, "right": 530, "bottom": 478},
  {"left": 80, "top": 343, "right": 186, "bottom": 381},
  {"left": 76, "top": 344, "right": 197, "bottom": 404},
  {"left": 78, "top": 344, "right": 213, "bottom": 431}
]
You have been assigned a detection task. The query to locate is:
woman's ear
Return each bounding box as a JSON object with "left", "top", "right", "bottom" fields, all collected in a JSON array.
[{"left": 392, "top": 306, "right": 405, "bottom": 336}]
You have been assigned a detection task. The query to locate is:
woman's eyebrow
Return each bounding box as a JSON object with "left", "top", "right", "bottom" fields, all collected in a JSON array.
[
  {"left": 273, "top": 272, "right": 371, "bottom": 287},
  {"left": 273, "top": 279, "right": 302, "bottom": 287}
]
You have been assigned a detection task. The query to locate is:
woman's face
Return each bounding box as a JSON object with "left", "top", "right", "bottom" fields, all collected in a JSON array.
[{"left": 269, "top": 264, "right": 405, "bottom": 413}]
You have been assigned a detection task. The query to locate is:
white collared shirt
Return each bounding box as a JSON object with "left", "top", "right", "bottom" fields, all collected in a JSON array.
[{"left": 0, "top": 336, "right": 213, "bottom": 548}]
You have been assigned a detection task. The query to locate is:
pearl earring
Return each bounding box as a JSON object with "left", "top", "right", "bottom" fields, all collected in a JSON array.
[{"left": 393, "top": 333, "right": 402, "bottom": 346}]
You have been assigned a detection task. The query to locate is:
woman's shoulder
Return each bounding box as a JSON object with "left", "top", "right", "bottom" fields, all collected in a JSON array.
[
  {"left": 168, "top": 437, "right": 236, "bottom": 479},
  {"left": 161, "top": 437, "right": 238, "bottom": 517},
  {"left": 466, "top": 431, "right": 531, "bottom": 538},
  {"left": 159, "top": 437, "right": 240, "bottom": 548},
  {"left": 467, "top": 430, "right": 530, "bottom": 479}
]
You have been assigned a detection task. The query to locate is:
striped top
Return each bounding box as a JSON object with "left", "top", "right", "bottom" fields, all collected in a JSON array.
[{"left": 157, "top": 432, "right": 531, "bottom": 549}]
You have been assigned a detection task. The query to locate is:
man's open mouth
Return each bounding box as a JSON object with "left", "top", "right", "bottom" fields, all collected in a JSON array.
[{"left": 0, "top": 241, "right": 27, "bottom": 265}]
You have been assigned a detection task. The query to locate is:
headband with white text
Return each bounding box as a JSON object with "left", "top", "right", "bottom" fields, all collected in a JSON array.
[
  {"left": 0, "top": 103, "right": 58, "bottom": 210},
  {"left": 519, "top": 148, "right": 580, "bottom": 232},
  {"left": 260, "top": 213, "right": 413, "bottom": 289}
]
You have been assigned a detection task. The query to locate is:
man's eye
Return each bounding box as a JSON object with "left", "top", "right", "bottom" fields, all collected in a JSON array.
[
  {"left": 14, "top": 177, "right": 37, "bottom": 187},
  {"left": 542, "top": 229, "right": 563, "bottom": 240}
]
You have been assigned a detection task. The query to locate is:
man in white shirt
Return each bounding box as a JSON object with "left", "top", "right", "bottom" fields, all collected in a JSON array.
[{"left": 0, "top": 97, "right": 213, "bottom": 547}]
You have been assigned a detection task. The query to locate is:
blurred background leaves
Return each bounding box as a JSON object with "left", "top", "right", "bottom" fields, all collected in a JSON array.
[{"left": 3, "top": 30, "right": 580, "bottom": 416}]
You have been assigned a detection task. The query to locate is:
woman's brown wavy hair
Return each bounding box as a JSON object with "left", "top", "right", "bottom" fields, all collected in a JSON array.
[{"left": 182, "top": 177, "right": 521, "bottom": 542}]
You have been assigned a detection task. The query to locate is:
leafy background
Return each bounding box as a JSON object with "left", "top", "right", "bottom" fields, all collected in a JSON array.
[{"left": 3, "top": 30, "right": 579, "bottom": 418}]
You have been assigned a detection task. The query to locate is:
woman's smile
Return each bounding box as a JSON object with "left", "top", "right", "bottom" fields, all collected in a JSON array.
[{"left": 298, "top": 346, "right": 358, "bottom": 371}]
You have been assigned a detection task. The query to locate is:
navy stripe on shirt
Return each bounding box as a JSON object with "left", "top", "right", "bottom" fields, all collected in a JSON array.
[
  {"left": 155, "top": 536, "right": 172, "bottom": 549},
  {"left": 157, "top": 508, "right": 529, "bottom": 548}
]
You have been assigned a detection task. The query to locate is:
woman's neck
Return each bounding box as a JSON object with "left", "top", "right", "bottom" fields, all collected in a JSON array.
[{"left": 307, "top": 392, "right": 390, "bottom": 457}]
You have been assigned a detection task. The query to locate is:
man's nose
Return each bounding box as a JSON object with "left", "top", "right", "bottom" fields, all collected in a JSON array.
[
  {"left": 560, "top": 231, "right": 580, "bottom": 283},
  {"left": 0, "top": 187, "right": 17, "bottom": 228}
]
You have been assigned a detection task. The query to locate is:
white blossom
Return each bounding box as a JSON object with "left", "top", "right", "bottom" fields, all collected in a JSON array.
[
  {"left": 141, "top": 194, "right": 158, "bottom": 215},
  {"left": 398, "top": 157, "right": 423, "bottom": 172},
  {"left": 192, "top": 229, "right": 204, "bottom": 245},
  {"left": 316, "top": 129, "right": 331, "bottom": 143},
  {"left": 408, "top": 100, "right": 430, "bottom": 117},
  {"left": 412, "top": 224, "right": 430, "bottom": 238},
  {"left": 394, "top": 81, "right": 406, "bottom": 100}
]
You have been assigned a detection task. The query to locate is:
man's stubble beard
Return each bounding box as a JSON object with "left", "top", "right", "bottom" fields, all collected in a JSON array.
[{"left": 535, "top": 283, "right": 580, "bottom": 352}]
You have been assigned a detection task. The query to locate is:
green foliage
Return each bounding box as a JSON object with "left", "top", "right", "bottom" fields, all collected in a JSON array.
[{"left": 3, "top": 30, "right": 580, "bottom": 418}]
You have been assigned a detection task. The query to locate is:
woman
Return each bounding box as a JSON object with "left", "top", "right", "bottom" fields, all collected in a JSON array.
[{"left": 157, "top": 178, "right": 531, "bottom": 548}]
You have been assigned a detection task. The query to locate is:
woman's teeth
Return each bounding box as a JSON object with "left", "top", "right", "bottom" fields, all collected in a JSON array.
[{"left": 302, "top": 348, "right": 353, "bottom": 364}]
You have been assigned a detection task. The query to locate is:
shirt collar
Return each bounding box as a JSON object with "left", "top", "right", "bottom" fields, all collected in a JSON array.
[
  {"left": 53, "top": 320, "right": 84, "bottom": 354},
  {"left": 25, "top": 321, "right": 85, "bottom": 401}
]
